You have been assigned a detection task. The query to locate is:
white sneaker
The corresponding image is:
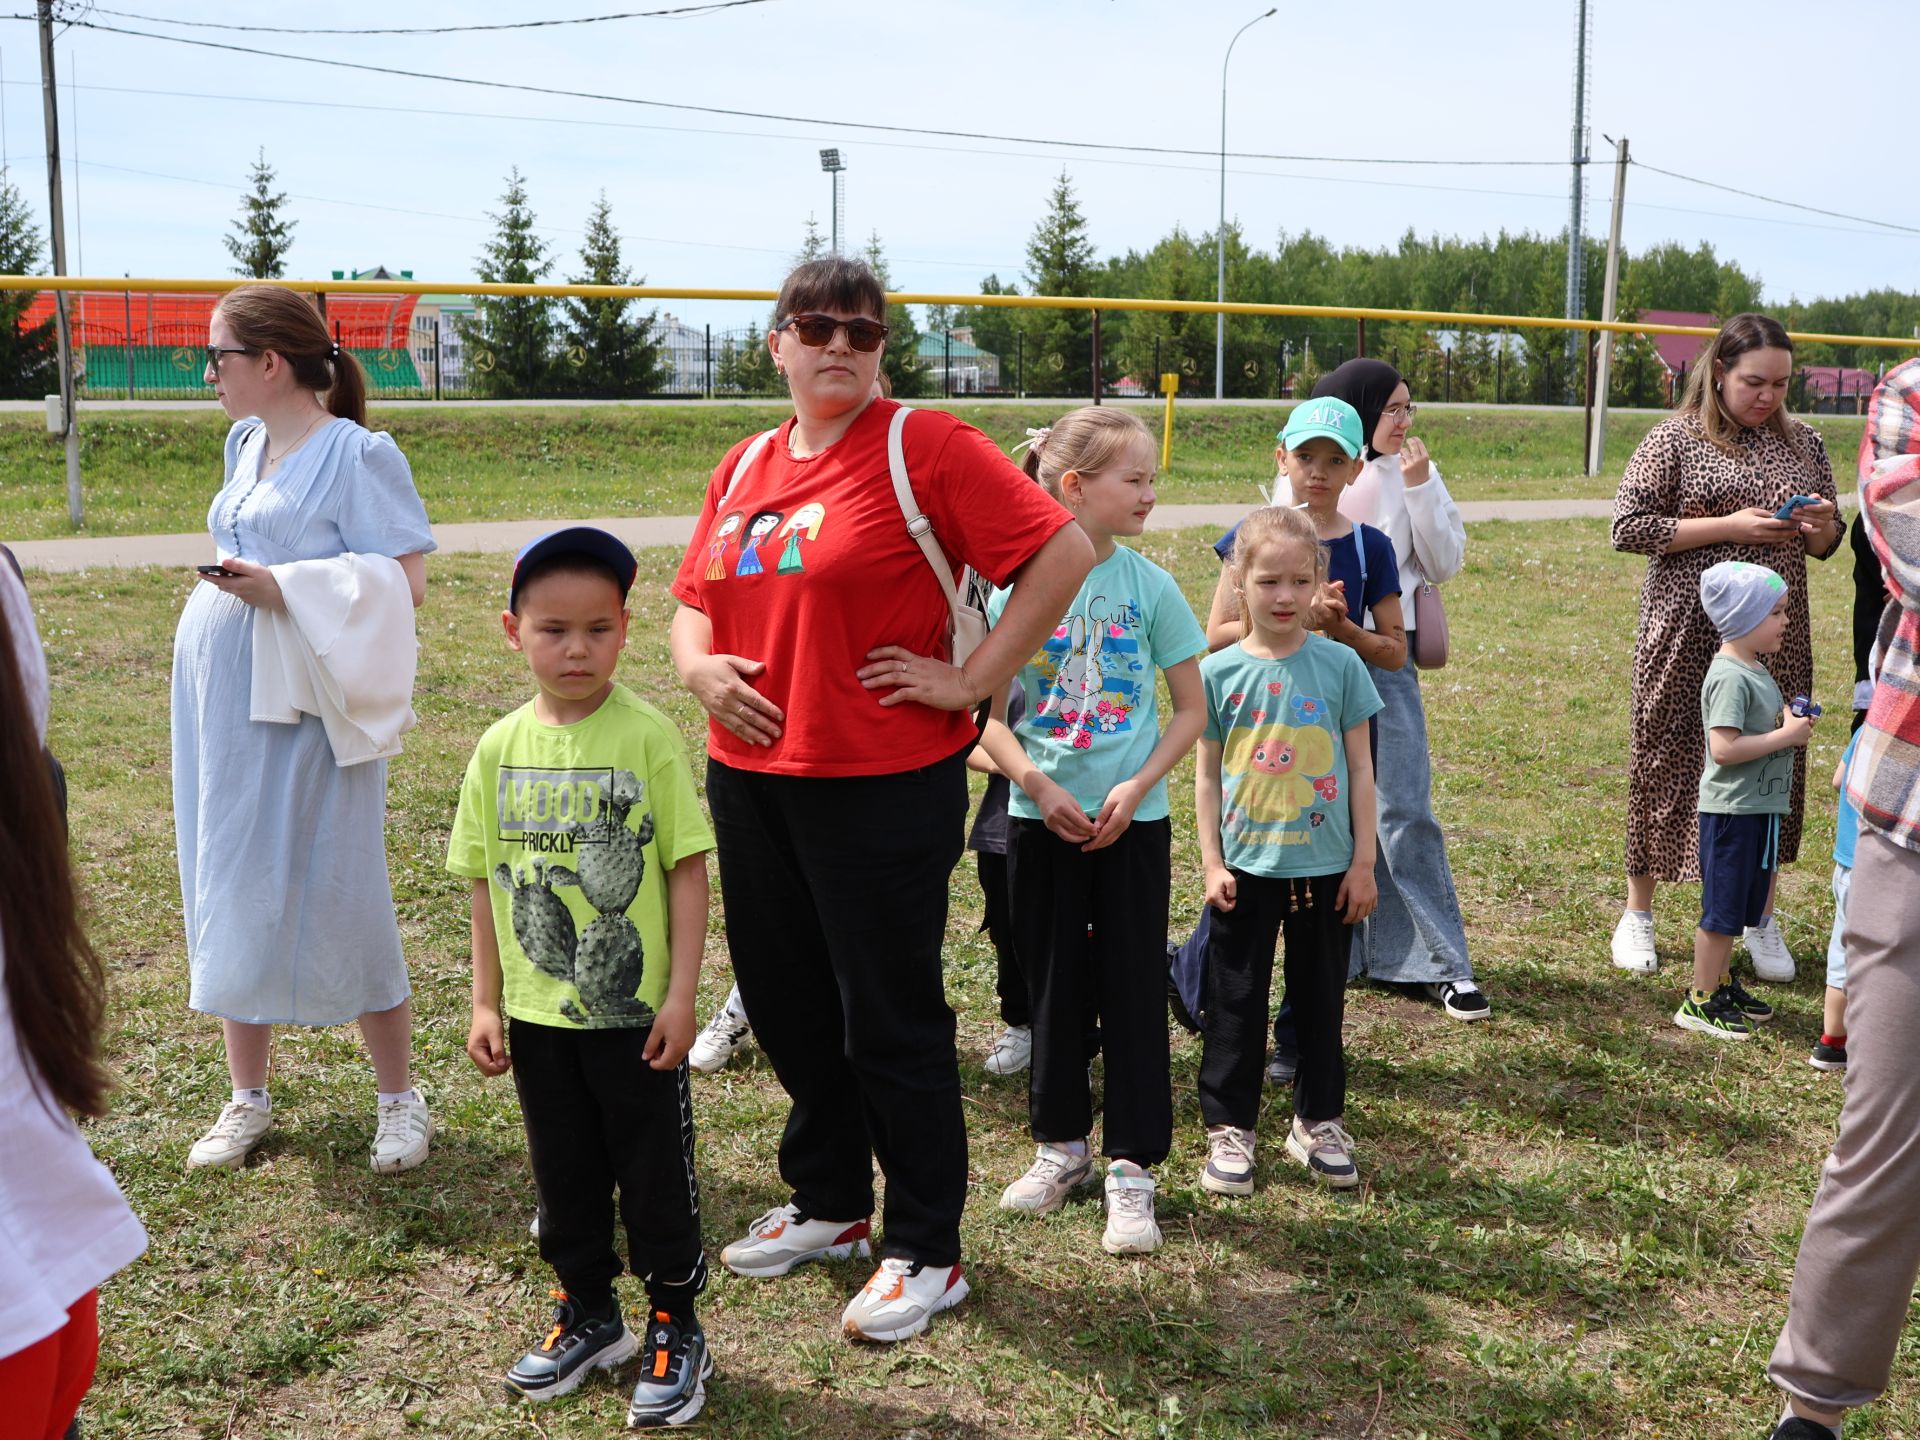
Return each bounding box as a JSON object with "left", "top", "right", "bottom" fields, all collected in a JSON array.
[
  {"left": 1610, "top": 910, "right": 1658, "bottom": 974},
  {"left": 370, "top": 1091, "right": 434, "bottom": 1174},
  {"left": 186, "top": 1100, "right": 273, "bottom": 1170},
  {"left": 1744, "top": 914, "right": 1797, "bottom": 983},
  {"left": 983, "top": 1024, "right": 1033, "bottom": 1076},
  {"left": 1202, "top": 1124, "right": 1257, "bottom": 1196},
  {"left": 840, "top": 1257, "right": 970, "bottom": 1343},
  {"left": 1101, "top": 1161, "right": 1162, "bottom": 1255},
  {"left": 721, "top": 1203, "right": 872, "bottom": 1278},
  {"left": 998, "top": 1142, "right": 1094, "bottom": 1214},
  {"left": 688, "top": 987, "right": 753, "bottom": 1073}
]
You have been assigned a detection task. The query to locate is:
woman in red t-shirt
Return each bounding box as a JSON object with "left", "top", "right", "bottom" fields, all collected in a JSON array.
[{"left": 670, "top": 256, "right": 1091, "bottom": 1342}]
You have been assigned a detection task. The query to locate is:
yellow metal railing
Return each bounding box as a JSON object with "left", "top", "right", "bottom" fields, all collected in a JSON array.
[{"left": 0, "top": 275, "right": 1913, "bottom": 350}]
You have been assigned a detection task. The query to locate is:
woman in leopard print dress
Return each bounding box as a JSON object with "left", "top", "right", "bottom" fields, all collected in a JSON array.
[{"left": 1609, "top": 314, "right": 1844, "bottom": 975}]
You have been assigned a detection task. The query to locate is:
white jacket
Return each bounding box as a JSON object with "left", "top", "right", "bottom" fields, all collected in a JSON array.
[
  {"left": 250, "top": 552, "right": 418, "bottom": 766},
  {"left": 1338, "top": 454, "right": 1466, "bottom": 618}
]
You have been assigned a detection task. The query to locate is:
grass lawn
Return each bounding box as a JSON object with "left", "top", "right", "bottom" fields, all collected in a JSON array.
[
  {"left": 33, "top": 517, "right": 1910, "bottom": 1439},
  {"left": 0, "top": 405, "right": 1869, "bottom": 540}
]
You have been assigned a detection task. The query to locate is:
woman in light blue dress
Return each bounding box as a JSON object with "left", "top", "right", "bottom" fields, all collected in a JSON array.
[{"left": 172, "top": 286, "right": 436, "bottom": 1175}]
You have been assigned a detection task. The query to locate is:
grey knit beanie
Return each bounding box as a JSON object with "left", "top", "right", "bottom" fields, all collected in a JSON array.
[{"left": 1699, "top": 560, "right": 1787, "bottom": 642}]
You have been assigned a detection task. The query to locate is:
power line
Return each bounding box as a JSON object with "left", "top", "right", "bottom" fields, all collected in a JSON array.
[
  {"left": 1631, "top": 158, "right": 1920, "bottom": 237},
  {"left": 84, "top": 1, "right": 774, "bottom": 36},
  {"left": 31, "top": 14, "right": 1565, "bottom": 169}
]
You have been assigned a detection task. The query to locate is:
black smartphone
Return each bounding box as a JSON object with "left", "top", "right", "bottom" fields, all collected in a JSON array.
[{"left": 196, "top": 564, "right": 237, "bottom": 577}]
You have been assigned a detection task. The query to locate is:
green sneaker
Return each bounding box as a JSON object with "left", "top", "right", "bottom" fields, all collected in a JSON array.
[
  {"left": 1723, "top": 975, "right": 1774, "bottom": 1024},
  {"left": 1673, "top": 985, "right": 1753, "bottom": 1041}
]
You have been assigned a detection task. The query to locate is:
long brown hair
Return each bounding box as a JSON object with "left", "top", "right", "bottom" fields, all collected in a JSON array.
[
  {"left": 214, "top": 284, "right": 368, "bottom": 428},
  {"left": 1680, "top": 312, "right": 1797, "bottom": 456},
  {"left": 0, "top": 588, "right": 109, "bottom": 1117}
]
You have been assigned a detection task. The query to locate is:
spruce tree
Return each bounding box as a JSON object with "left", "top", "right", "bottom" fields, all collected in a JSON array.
[
  {"left": 458, "top": 168, "right": 556, "bottom": 399},
  {"left": 861, "top": 231, "right": 925, "bottom": 398},
  {"left": 796, "top": 214, "right": 827, "bottom": 264},
  {"left": 560, "top": 192, "right": 662, "bottom": 396},
  {"left": 0, "top": 171, "right": 55, "bottom": 400},
  {"left": 223, "top": 148, "right": 297, "bottom": 279},
  {"left": 1022, "top": 171, "right": 1098, "bottom": 396}
]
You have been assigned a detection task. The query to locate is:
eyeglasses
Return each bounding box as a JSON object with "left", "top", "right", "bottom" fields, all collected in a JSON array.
[
  {"left": 1382, "top": 402, "right": 1419, "bottom": 423},
  {"left": 205, "top": 345, "right": 258, "bottom": 370},
  {"left": 774, "top": 313, "right": 889, "bottom": 352}
]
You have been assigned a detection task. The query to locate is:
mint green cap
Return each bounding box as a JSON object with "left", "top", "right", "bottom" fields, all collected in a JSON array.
[{"left": 1279, "top": 396, "right": 1364, "bottom": 457}]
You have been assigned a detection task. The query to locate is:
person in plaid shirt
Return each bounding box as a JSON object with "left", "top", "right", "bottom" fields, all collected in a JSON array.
[{"left": 1765, "top": 360, "right": 1920, "bottom": 1440}]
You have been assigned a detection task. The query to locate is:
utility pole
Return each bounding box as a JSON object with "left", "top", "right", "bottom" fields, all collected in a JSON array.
[
  {"left": 37, "top": 0, "right": 82, "bottom": 526},
  {"left": 1587, "top": 137, "right": 1629, "bottom": 478},
  {"left": 1216, "top": 8, "right": 1275, "bottom": 402},
  {"left": 1564, "top": 0, "right": 1591, "bottom": 403}
]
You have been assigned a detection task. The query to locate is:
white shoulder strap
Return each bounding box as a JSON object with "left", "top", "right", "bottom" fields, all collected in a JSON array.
[
  {"left": 718, "top": 427, "right": 780, "bottom": 505},
  {"left": 887, "top": 405, "right": 964, "bottom": 619}
]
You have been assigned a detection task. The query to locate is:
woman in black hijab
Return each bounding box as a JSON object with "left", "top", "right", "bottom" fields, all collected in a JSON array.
[{"left": 1310, "top": 360, "right": 1485, "bottom": 1020}]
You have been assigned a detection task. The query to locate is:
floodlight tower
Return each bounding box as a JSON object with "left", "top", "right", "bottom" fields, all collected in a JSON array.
[{"left": 820, "top": 149, "right": 846, "bottom": 255}]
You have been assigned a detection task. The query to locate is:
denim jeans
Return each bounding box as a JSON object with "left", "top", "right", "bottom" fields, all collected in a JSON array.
[{"left": 1350, "top": 659, "right": 1473, "bottom": 985}]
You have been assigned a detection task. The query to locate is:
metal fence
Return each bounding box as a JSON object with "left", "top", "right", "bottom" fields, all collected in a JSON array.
[{"left": 3, "top": 281, "right": 1908, "bottom": 408}]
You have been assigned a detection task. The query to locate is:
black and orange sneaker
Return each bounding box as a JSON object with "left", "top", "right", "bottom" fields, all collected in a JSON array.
[
  {"left": 626, "top": 1309, "right": 712, "bottom": 1427},
  {"left": 504, "top": 1290, "right": 635, "bottom": 1402}
]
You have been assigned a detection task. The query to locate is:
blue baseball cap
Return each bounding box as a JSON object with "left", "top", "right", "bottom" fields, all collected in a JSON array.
[
  {"left": 1278, "top": 396, "right": 1364, "bottom": 458},
  {"left": 509, "top": 526, "right": 638, "bottom": 610}
]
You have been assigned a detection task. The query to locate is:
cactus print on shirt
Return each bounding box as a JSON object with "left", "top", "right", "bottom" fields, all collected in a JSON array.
[
  {"left": 447, "top": 684, "right": 714, "bottom": 1029},
  {"left": 1201, "top": 635, "right": 1383, "bottom": 880}
]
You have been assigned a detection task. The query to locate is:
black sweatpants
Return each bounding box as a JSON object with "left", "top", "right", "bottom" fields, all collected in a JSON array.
[
  {"left": 510, "top": 1019, "right": 706, "bottom": 1316},
  {"left": 705, "top": 749, "right": 971, "bottom": 1267},
  {"left": 1007, "top": 817, "right": 1173, "bottom": 1167},
  {"left": 1199, "top": 870, "right": 1351, "bottom": 1130},
  {"left": 977, "top": 851, "right": 1030, "bottom": 1028}
]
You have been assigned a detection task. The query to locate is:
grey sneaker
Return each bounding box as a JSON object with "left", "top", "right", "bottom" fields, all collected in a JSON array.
[
  {"left": 998, "top": 1142, "right": 1095, "bottom": 1214},
  {"left": 1285, "top": 1116, "right": 1359, "bottom": 1189},
  {"left": 1201, "top": 1125, "right": 1257, "bottom": 1196},
  {"left": 504, "top": 1291, "right": 636, "bottom": 1403},
  {"left": 1101, "top": 1161, "right": 1162, "bottom": 1255}
]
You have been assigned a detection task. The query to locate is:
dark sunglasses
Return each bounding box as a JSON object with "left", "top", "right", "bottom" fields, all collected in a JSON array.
[
  {"left": 205, "top": 345, "right": 258, "bottom": 369},
  {"left": 775, "top": 313, "right": 888, "bottom": 352}
]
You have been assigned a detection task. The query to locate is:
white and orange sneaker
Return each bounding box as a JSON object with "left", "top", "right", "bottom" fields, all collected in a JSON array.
[
  {"left": 840, "top": 1257, "right": 970, "bottom": 1343},
  {"left": 720, "top": 1203, "right": 872, "bottom": 1278}
]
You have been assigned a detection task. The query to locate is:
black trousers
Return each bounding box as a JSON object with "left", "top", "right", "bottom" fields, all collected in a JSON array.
[
  {"left": 976, "top": 850, "right": 1031, "bottom": 1028},
  {"left": 1199, "top": 870, "right": 1351, "bottom": 1130},
  {"left": 510, "top": 1019, "right": 706, "bottom": 1315},
  {"left": 706, "top": 749, "right": 970, "bottom": 1267},
  {"left": 1007, "top": 817, "right": 1173, "bottom": 1167}
]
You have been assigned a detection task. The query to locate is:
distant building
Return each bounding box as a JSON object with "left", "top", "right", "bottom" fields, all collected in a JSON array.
[
  {"left": 1799, "top": 365, "right": 1883, "bottom": 415},
  {"left": 915, "top": 330, "right": 1001, "bottom": 392},
  {"left": 1635, "top": 309, "right": 1717, "bottom": 400}
]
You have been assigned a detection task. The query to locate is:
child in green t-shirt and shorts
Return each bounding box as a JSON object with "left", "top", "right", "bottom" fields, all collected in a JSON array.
[
  {"left": 1681, "top": 560, "right": 1816, "bottom": 1040},
  {"left": 447, "top": 527, "right": 716, "bottom": 1425}
]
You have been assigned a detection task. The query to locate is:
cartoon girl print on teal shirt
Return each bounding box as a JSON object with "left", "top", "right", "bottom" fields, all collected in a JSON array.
[
  {"left": 735, "top": 509, "right": 783, "bottom": 577},
  {"left": 776, "top": 502, "right": 827, "bottom": 575}
]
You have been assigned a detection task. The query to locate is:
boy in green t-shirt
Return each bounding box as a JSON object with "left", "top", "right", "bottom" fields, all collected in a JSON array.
[
  {"left": 447, "top": 527, "right": 716, "bottom": 1425},
  {"left": 1681, "top": 560, "right": 1815, "bottom": 1041}
]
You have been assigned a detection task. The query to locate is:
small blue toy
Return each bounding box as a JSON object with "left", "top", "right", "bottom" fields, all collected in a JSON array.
[{"left": 1790, "top": 694, "right": 1822, "bottom": 718}]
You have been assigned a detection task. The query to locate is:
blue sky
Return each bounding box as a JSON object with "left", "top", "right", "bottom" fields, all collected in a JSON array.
[{"left": 0, "top": 0, "right": 1912, "bottom": 333}]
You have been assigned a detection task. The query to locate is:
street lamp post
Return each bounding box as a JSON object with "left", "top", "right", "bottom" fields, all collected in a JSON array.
[
  {"left": 819, "top": 148, "right": 846, "bottom": 255},
  {"left": 1218, "top": 7, "right": 1276, "bottom": 401}
]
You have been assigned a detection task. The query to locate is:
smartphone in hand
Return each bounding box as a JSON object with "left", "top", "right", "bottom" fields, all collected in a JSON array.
[{"left": 196, "top": 564, "right": 237, "bottom": 577}]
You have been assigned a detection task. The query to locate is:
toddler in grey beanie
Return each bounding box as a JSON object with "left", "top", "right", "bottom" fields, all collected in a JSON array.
[{"left": 1700, "top": 561, "right": 1788, "bottom": 643}]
